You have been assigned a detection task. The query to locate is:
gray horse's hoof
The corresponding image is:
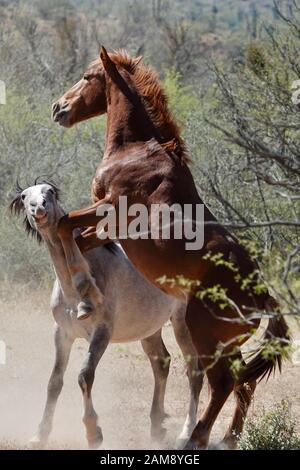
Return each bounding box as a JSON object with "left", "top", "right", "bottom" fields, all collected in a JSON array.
[
  {"left": 29, "top": 434, "right": 47, "bottom": 449},
  {"left": 77, "top": 300, "right": 93, "bottom": 320},
  {"left": 151, "top": 412, "right": 170, "bottom": 442},
  {"left": 151, "top": 425, "right": 167, "bottom": 442},
  {"left": 175, "top": 437, "right": 189, "bottom": 450},
  {"left": 88, "top": 426, "right": 103, "bottom": 450}
]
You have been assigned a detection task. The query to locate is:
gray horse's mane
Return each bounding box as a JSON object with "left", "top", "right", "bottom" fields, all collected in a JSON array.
[{"left": 9, "top": 179, "right": 60, "bottom": 244}]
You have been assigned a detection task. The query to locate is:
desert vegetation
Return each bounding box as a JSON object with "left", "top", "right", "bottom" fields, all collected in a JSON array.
[{"left": 0, "top": 0, "right": 299, "bottom": 449}]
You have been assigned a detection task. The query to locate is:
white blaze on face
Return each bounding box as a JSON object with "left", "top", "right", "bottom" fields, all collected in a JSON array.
[
  {"left": 24, "top": 185, "right": 50, "bottom": 209},
  {"left": 22, "top": 184, "right": 56, "bottom": 226}
]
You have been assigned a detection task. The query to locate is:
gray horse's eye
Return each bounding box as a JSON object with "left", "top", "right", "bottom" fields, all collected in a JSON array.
[{"left": 21, "top": 194, "right": 26, "bottom": 200}]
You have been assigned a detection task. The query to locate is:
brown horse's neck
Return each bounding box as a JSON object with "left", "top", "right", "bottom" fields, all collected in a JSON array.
[
  {"left": 102, "top": 65, "right": 233, "bottom": 237},
  {"left": 97, "top": 51, "right": 190, "bottom": 161},
  {"left": 104, "top": 73, "right": 163, "bottom": 157}
]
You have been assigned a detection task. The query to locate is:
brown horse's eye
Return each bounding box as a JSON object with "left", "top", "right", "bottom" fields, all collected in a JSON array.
[{"left": 84, "top": 74, "right": 92, "bottom": 81}]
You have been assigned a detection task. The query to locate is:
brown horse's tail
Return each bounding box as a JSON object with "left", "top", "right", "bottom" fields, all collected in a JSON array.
[{"left": 237, "top": 296, "right": 290, "bottom": 385}]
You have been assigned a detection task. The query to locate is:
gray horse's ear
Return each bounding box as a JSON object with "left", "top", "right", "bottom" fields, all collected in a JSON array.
[{"left": 100, "top": 46, "right": 114, "bottom": 73}]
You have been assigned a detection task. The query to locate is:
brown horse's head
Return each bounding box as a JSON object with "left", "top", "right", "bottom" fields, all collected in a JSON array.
[
  {"left": 52, "top": 47, "right": 189, "bottom": 162},
  {"left": 52, "top": 48, "right": 112, "bottom": 127},
  {"left": 52, "top": 46, "right": 143, "bottom": 128}
]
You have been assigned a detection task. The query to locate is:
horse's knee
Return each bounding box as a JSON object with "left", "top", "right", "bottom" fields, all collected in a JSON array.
[
  {"left": 78, "top": 367, "right": 95, "bottom": 395},
  {"left": 48, "top": 377, "right": 63, "bottom": 397},
  {"left": 48, "top": 370, "right": 64, "bottom": 398},
  {"left": 73, "top": 272, "right": 91, "bottom": 296},
  {"left": 187, "top": 356, "right": 203, "bottom": 383}
]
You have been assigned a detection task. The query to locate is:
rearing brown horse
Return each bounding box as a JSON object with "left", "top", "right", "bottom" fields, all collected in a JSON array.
[{"left": 52, "top": 47, "right": 289, "bottom": 449}]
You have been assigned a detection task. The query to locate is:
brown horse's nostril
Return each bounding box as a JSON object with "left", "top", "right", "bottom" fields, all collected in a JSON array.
[
  {"left": 52, "top": 101, "right": 71, "bottom": 125},
  {"left": 52, "top": 102, "right": 60, "bottom": 114}
]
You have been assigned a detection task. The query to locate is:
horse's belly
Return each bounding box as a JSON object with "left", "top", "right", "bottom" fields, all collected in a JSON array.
[
  {"left": 110, "top": 298, "right": 176, "bottom": 343},
  {"left": 119, "top": 239, "right": 205, "bottom": 300}
]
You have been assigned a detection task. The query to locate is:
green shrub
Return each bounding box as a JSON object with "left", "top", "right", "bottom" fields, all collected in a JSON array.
[
  {"left": 163, "top": 69, "right": 199, "bottom": 126},
  {"left": 237, "top": 400, "right": 300, "bottom": 450}
]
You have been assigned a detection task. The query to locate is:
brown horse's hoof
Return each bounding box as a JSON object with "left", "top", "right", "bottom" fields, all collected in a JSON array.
[
  {"left": 77, "top": 300, "right": 94, "bottom": 320},
  {"left": 220, "top": 436, "right": 237, "bottom": 450},
  {"left": 88, "top": 426, "right": 103, "bottom": 449},
  {"left": 183, "top": 439, "right": 201, "bottom": 450}
]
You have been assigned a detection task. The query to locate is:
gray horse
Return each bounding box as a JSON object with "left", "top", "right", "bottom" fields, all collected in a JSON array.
[{"left": 10, "top": 182, "right": 203, "bottom": 449}]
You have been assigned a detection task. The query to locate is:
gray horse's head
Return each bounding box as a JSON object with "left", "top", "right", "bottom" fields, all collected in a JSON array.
[{"left": 10, "top": 181, "right": 61, "bottom": 241}]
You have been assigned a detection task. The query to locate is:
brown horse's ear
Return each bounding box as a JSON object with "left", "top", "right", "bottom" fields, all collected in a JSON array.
[
  {"left": 100, "top": 46, "right": 114, "bottom": 73},
  {"left": 134, "top": 56, "right": 143, "bottom": 67}
]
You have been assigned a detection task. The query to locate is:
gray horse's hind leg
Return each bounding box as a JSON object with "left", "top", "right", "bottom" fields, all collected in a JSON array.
[
  {"left": 170, "top": 313, "right": 203, "bottom": 448},
  {"left": 141, "top": 330, "right": 171, "bottom": 441},
  {"left": 78, "top": 323, "right": 111, "bottom": 449},
  {"left": 30, "top": 325, "right": 73, "bottom": 448}
]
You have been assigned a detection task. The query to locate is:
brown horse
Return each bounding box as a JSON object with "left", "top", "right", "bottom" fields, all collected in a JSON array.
[{"left": 52, "top": 47, "right": 289, "bottom": 449}]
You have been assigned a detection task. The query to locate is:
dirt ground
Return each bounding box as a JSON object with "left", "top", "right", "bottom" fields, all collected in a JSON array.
[{"left": 0, "top": 289, "right": 299, "bottom": 450}]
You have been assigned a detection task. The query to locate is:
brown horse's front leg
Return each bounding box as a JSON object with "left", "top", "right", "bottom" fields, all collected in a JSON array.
[
  {"left": 75, "top": 227, "right": 112, "bottom": 253},
  {"left": 57, "top": 198, "right": 114, "bottom": 320}
]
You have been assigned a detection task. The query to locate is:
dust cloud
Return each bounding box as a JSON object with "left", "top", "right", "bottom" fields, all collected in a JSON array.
[{"left": 0, "top": 289, "right": 299, "bottom": 450}]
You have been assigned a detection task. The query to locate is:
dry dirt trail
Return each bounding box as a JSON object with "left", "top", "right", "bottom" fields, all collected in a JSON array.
[{"left": 0, "top": 290, "right": 299, "bottom": 450}]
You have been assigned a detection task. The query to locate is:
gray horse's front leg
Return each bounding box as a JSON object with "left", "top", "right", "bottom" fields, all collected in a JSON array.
[
  {"left": 141, "top": 330, "right": 171, "bottom": 442},
  {"left": 78, "top": 323, "right": 111, "bottom": 449},
  {"left": 30, "top": 325, "right": 73, "bottom": 448}
]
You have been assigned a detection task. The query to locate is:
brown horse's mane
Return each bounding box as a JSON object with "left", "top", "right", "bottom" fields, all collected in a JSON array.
[{"left": 92, "top": 50, "right": 190, "bottom": 164}]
